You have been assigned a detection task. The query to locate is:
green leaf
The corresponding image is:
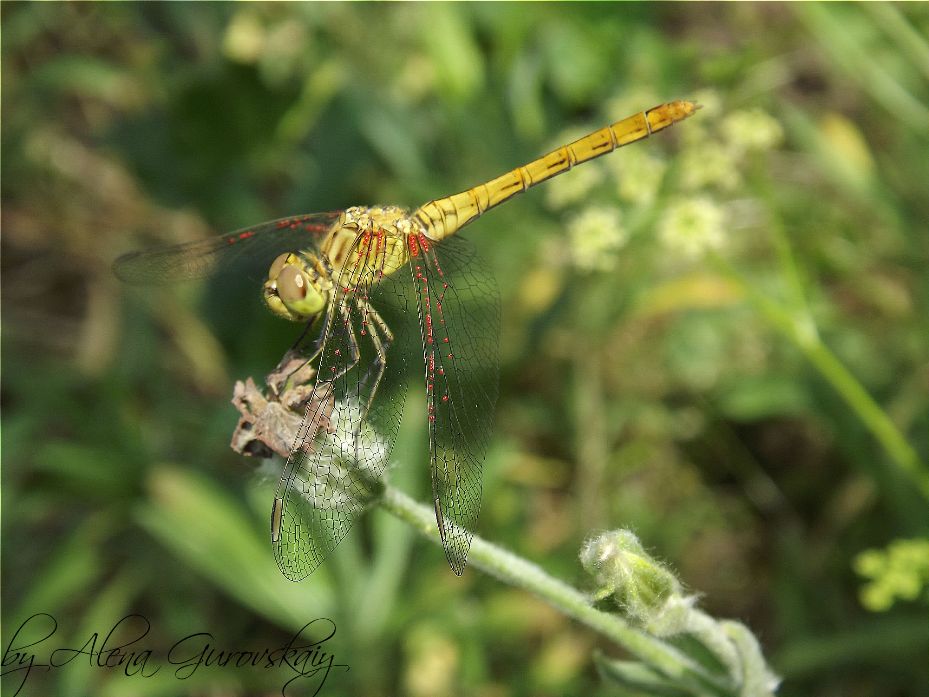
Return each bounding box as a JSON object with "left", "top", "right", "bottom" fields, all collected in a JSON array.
[
  {"left": 419, "top": 4, "right": 484, "bottom": 102},
  {"left": 595, "top": 651, "right": 715, "bottom": 697},
  {"left": 14, "top": 515, "right": 109, "bottom": 618},
  {"left": 136, "top": 465, "right": 334, "bottom": 630},
  {"left": 717, "top": 374, "right": 810, "bottom": 420}
]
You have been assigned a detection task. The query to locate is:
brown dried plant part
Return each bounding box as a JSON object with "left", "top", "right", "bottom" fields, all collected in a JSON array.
[{"left": 230, "top": 350, "right": 332, "bottom": 459}]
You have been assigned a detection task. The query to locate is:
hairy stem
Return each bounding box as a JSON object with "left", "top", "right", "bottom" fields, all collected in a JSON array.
[{"left": 378, "top": 484, "right": 734, "bottom": 696}]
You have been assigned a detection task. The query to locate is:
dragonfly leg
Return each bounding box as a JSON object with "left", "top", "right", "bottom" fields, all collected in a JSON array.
[
  {"left": 266, "top": 319, "right": 327, "bottom": 397},
  {"left": 288, "top": 317, "right": 318, "bottom": 353},
  {"left": 318, "top": 254, "right": 362, "bottom": 384},
  {"left": 277, "top": 337, "right": 325, "bottom": 393},
  {"left": 354, "top": 298, "right": 394, "bottom": 423},
  {"left": 364, "top": 301, "right": 395, "bottom": 352},
  {"left": 330, "top": 298, "right": 362, "bottom": 383}
]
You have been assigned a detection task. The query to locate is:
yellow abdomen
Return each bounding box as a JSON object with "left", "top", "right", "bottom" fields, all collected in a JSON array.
[{"left": 414, "top": 100, "right": 699, "bottom": 241}]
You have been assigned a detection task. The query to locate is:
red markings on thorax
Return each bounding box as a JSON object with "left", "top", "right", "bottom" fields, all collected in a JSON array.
[
  {"left": 408, "top": 234, "right": 420, "bottom": 258},
  {"left": 352, "top": 228, "right": 390, "bottom": 281},
  {"left": 355, "top": 229, "right": 386, "bottom": 257}
]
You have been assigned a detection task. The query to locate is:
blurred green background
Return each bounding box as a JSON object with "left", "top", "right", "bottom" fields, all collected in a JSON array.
[{"left": 3, "top": 3, "right": 928, "bottom": 696}]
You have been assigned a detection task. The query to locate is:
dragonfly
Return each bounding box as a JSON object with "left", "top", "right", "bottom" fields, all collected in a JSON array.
[{"left": 114, "top": 100, "right": 699, "bottom": 581}]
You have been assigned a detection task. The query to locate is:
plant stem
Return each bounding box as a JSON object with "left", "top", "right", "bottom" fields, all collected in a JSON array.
[
  {"left": 378, "top": 484, "right": 735, "bottom": 697},
  {"left": 712, "top": 257, "right": 929, "bottom": 500}
]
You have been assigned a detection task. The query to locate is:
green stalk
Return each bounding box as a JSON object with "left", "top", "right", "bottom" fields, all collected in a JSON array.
[
  {"left": 799, "top": 3, "right": 929, "bottom": 133},
  {"left": 712, "top": 257, "right": 929, "bottom": 500},
  {"left": 378, "top": 484, "right": 735, "bottom": 697},
  {"left": 863, "top": 3, "right": 929, "bottom": 82}
]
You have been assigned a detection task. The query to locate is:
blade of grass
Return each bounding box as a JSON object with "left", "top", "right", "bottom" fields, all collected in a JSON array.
[
  {"left": 798, "top": 4, "right": 929, "bottom": 134},
  {"left": 711, "top": 256, "right": 929, "bottom": 500}
]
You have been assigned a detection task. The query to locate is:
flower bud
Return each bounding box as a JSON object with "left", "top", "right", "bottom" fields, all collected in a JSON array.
[{"left": 580, "top": 530, "right": 681, "bottom": 625}]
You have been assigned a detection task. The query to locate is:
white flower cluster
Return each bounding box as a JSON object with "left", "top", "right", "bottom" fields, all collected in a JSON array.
[
  {"left": 547, "top": 89, "right": 784, "bottom": 267},
  {"left": 606, "top": 147, "right": 668, "bottom": 206},
  {"left": 722, "top": 108, "right": 785, "bottom": 154},
  {"left": 657, "top": 196, "right": 727, "bottom": 260},
  {"left": 567, "top": 206, "right": 629, "bottom": 272},
  {"left": 545, "top": 162, "right": 605, "bottom": 210}
]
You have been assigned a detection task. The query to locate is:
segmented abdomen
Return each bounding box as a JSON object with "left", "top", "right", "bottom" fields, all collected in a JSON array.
[{"left": 414, "top": 100, "right": 699, "bottom": 241}]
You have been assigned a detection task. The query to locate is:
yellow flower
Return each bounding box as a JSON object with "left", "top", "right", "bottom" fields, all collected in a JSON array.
[{"left": 855, "top": 538, "right": 929, "bottom": 611}]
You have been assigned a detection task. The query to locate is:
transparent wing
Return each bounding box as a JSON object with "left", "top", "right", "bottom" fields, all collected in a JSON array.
[
  {"left": 272, "top": 232, "right": 412, "bottom": 581},
  {"left": 411, "top": 233, "right": 500, "bottom": 575},
  {"left": 113, "top": 212, "right": 341, "bottom": 284}
]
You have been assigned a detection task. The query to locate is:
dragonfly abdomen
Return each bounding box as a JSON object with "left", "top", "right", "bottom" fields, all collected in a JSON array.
[{"left": 415, "top": 100, "right": 699, "bottom": 242}]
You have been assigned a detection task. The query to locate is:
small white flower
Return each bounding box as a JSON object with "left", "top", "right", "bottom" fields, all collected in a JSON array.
[
  {"left": 678, "top": 141, "right": 741, "bottom": 192},
  {"left": 722, "top": 108, "right": 784, "bottom": 153},
  {"left": 545, "top": 159, "right": 604, "bottom": 210},
  {"left": 567, "top": 206, "right": 628, "bottom": 272},
  {"left": 690, "top": 89, "right": 722, "bottom": 120},
  {"left": 223, "top": 11, "right": 266, "bottom": 64},
  {"left": 657, "top": 197, "right": 727, "bottom": 260},
  {"left": 606, "top": 147, "right": 667, "bottom": 206}
]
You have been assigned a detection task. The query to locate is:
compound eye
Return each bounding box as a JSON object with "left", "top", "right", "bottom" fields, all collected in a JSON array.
[
  {"left": 269, "top": 253, "right": 290, "bottom": 280},
  {"left": 277, "top": 264, "right": 308, "bottom": 304}
]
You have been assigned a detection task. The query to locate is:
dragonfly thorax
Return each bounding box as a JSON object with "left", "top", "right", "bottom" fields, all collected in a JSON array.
[
  {"left": 339, "top": 205, "right": 414, "bottom": 234},
  {"left": 263, "top": 251, "right": 332, "bottom": 322},
  {"left": 322, "top": 205, "right": 420, "bottom": 285}
]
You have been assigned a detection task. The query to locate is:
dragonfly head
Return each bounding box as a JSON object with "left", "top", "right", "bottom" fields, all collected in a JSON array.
[{"left": 263, "top": 252, "right": 330, "bottom": 322}]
